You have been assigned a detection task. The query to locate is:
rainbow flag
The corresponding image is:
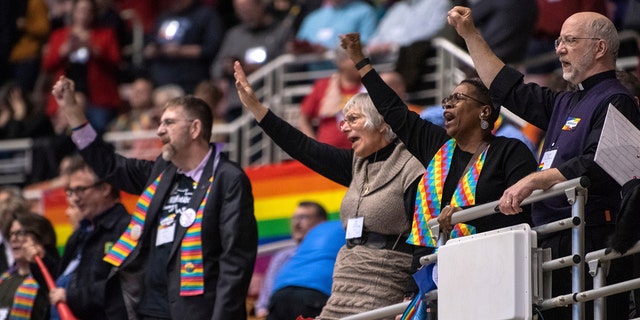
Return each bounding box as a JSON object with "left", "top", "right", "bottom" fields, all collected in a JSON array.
[{"left": 40, "top": 160, "right": 347, "bottom": 251}]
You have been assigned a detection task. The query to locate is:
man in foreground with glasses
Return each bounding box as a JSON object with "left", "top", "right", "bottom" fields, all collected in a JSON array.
[
  {"left": 41, "top": 155, "right": 131, "bottom": 319},
  {"left": 449, "top": 6, "right": 640, "bottom": 319},
  {"left": 52, "top": 76, "right": 257, "bottom": 320}
]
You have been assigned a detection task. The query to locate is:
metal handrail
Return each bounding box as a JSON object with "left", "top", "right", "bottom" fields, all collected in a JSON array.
[{"left": 340, "top": 177, "right": 633, "bottom": 320}]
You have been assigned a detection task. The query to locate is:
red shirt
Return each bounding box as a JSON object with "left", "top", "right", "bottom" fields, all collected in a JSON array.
[{"left": 300, "top": 77, "right": 361, "bottom": 149}]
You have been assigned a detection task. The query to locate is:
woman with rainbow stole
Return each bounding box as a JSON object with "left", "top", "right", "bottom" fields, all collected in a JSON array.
[
  {"left": 340, "top": 32, "right": 538, "bottom": 317},
  {"left": 0, "top": 212, "right": 59, "bottom": 320}
]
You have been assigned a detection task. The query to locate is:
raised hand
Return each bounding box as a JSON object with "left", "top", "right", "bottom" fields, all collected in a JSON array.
[
  {"left": 233, "top": 61, "right": 268, "bottom": 121},
  {"left": 51, "top": 76, "right": 88, "bottom": 128},
  {"left": 339, "top": 33, "right": 366, "bottom": 63},
  {"left": 447, "top": 6, "right": 478, "bottom": 39}
]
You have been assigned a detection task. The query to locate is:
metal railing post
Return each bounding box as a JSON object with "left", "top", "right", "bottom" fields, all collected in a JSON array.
[{"left": 569, "top": 187, "right": 586, "bottom": 320}]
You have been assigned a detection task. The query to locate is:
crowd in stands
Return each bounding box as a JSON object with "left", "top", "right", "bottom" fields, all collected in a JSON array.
[{"left": 1, "top": 0, "right": 640, "bottom": 319}]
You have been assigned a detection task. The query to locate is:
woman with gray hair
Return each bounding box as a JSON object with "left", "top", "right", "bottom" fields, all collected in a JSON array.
[{"left": 235, "top": 61, "right": 424, "bottom": 319}]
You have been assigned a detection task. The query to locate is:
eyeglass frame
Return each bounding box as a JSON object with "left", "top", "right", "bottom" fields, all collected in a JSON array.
[
  {"left": 554, "top": 36, "right": 601, "bottom": 50},
  {"left": 8, "top": 229, "right": 32, "bottom": 240},
  {"left": 65, "top": 181, "right": 104, "bottom": 197},
  {"left": 441, "top": 92, "right": 489, "bottom": 109},
  {"left": 338, "top": 113, "right": 365, "bottom": 129},
  {"left": 158, "top": 118, "right": 195, "bottom": 128}
]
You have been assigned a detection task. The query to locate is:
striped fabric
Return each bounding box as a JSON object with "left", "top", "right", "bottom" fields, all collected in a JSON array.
[
  {"left": 103, "top": 173, "right": 163, "bottom": 266},
  {"left": 408, "top": 139, "right": 488, "bottom": 246},
  {"left": 0, "top": 270, "right": 39, "bottom": 320},
  {"left": 179, "top": 177, "right": 213, "bottom": 296}
]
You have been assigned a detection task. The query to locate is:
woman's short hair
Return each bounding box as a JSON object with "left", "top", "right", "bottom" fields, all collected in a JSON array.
[
  {"left": 342, "top": 93, "right": 396, "bottom": 142},
  {"left": 13, "top": 212, "right": 57, "bottom": 255}
]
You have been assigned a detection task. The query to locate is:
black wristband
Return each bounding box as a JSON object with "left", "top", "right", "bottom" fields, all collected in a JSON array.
[{"left": 354, "top": 57, "right": 371, "bottom": 70}]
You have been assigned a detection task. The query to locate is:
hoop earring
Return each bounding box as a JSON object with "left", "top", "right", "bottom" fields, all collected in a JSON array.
[{"left": 480, "top": 118, "right": 489, "bottom": 130}]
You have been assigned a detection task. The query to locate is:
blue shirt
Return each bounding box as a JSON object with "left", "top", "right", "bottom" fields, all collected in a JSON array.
[
  {"left": 272, "top": 221, "right": 345, "bottom": 295},
  {"left": 297, "top": 1, "right": 378, "bottom": 49}
]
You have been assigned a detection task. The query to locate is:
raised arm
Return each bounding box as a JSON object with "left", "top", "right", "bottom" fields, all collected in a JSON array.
[
  {"left": 233, "top": 61, "right": 268, "bottom": 121},
  {"left": 446, "top": 6, "right": 505, "bottom": 88},
  {"left": 51, "top": 76, "right": 88, "bottom": 128}
]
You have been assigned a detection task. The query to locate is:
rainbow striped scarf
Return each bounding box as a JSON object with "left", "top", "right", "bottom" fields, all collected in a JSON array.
[
  {"left": 104, "top": 173, "right": 163, "bottom": 266},
  {"left": 180, "top": 176, "right": 212, "bottom": 296},
  {"left": 0, "top": 270, "right": 39, "bottom": 320},
  {"left": 104, "top": 172, "right": 213, "bottom": 296},
  {"left": 407, "top": 139, "right": 488, "bottom": 247}
]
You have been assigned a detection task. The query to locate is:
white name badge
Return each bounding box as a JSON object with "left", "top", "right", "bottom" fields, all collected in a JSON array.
[
  {"left": 539, "top": 149, "right": 558, "bottom": 171},
  {"left": 345, "top": 217, "right": 364, "bottom": 239},
  {"left": 156, "top": 221, "right": 176, "bottom": 246}
]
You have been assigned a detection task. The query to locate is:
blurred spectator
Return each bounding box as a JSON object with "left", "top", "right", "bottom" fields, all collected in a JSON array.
[
  {"left": 254, "top": 201, "right": 327, "bottom": 319},
  {"left": 42, "top": 0, "right": 122, "bottom": 134},
  {"left": 150, "top": 83, "right": 185, "bottom": 123},
  {"left": 211, "top": 0, "right": 292, "bottom": 122},
  {"left": 298, "top": 47, "right": 363, "bottom": 149},
  {"left": 0, "top": 186, "right": 28, "bottom": 273},
  {"left": 95, "top": 0, "right": 129, "bottom": 49},
  {"left": 47, "top": 155, "right": 130, "bottom": 320},
  {"left": 0, "top": 1, "right": 21, "bottom": 86},
  {"left": 9, "top": 0, "right": 50, "bottom": 93},
  {"left": 366, "top": 0, "right": 447, "bottom": 63},
  {"left": 267, "top": 220, "right": 346, "bottom": 320},
  {"left": 115, "top": 0, "right": 158, "bottom": 34},
  {"left": 1, "top": 211, "right": 60, "bottom": 320},
  {"left": 0, "top": 81, "right": 55, "bottom": 140},
  {"left": 108, "top": 77, "right": 155, "bottom": 132},
  {"left": 266, "top": 0, "right": 323, "bottom": 33},
  {"left": 292, "top": 0, "right": 377, "bottom": 55},
  {"left": 617, "top": 69, "right": 640, "bottom": 106},
  {"left": 23, "top": 154, "right": 76, "bottom": 195},
  {"left": 48, "top": 0, "right": 74, "bottom": 31},
  {"left": 525, "top": 0, "right": 607, "bottom": 86},
  {"left": 193, "top": 80, "right": 223, "bottom": 122},
  {"left": 469, "top": 0, "right": 537, "bottom": 66},
  {"left": 143, "top": 0, "right": 224, "bottom": 93},
  {"left": 107, "top": 77, "right": 160, "bottom": 159}
]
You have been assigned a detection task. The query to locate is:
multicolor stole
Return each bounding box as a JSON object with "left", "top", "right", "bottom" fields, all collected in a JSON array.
[
  {"left": 180, "top": 176, "right": 213, "bottom": 296},
  {"left": 104, "top": 173, "right": 163, "bottom": 266},
  {"left": 407, "top": 139, "right": 488, "bottom": 247},
  {"left": 103, "top": 172, "right": 213, "bottom": 296},
  {"left": 0, "top": 270, "right": 39, "bottom": 320}
]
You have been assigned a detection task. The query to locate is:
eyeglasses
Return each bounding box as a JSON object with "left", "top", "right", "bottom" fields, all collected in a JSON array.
[
  {"left": 554, "top": 36, "right": 600, "bottom": 49},
  {"left": 158, "top": 118, "right": 195, "bottom": 128},
  {"left": 8, "top": 230, "right": 30, "bottom": 240},
  {"left": 65, "top": 181, "right": 103, "bottom": 197},
  {"left": 441, "top": 92, "right": 488, "bottom": 108},
  {"left": 339, "top": 113, "right": 364, "bottom": 129}
]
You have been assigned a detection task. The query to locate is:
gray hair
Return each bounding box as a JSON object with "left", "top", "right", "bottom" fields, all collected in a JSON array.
[
  {"left": 588, "top": 15, "right": 619, "bottom": 60},
  {"left": 342, "top": 93, "right": 396, "bottom": 142}
]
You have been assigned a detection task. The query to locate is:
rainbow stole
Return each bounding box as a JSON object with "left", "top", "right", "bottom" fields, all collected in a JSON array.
[
  {"left": 0, "top": 270, "right": 39, "bottom": 320},
  {"left": 407, "top": 139, "right": 488, "bottom": 247},
  {"left": 104, "top": 173, "right": 163, "bottom": 266},
  {"left": 103, "top": 173, "right": 213, "bottom": 296},
  {"left": 180, "top": 176, "right": 213, "bottom": 296}
]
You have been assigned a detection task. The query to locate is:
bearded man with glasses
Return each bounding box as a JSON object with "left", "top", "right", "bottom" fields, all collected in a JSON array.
[{"left": 449, "top": 6, "right": 640, "bottom": 319}]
